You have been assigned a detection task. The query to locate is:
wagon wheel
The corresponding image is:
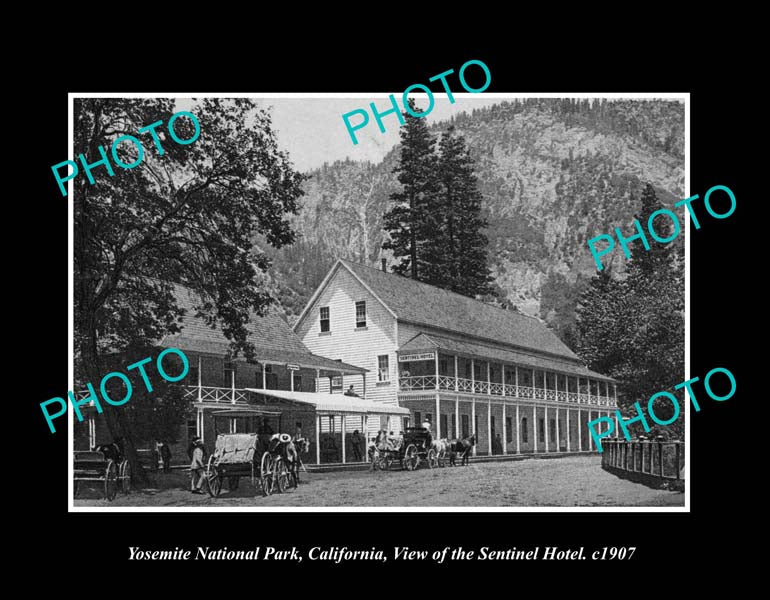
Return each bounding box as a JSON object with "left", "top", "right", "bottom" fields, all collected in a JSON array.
[
  {"left": 403, "top": 445, "right": 418, "bottom": 471},
  {"left": 286, "top": 461, "right": 298, "bottom": 491},
  {"left": 260, "top": 452, "right": 274, "bottom": 497},
  {"left": 206, "top": 456, "right": 222, "bottom": 498},
  {"left": 427, "top": 448, "right": 437, "bottom": 469},
  {"left": 274, "top": 458, "right": 288, "bottom": 494},
  {"left": 104, "top": 460, "right": 118, "bottom": 501},
  {"left": 382, "top": 453, "right": 393, "bottom": 471},
  {"left": 119, "top": 460, "right": 132, "bottom": 494},
  {"left": 228, "top": 476, "right": 240, "bottom": 491}
]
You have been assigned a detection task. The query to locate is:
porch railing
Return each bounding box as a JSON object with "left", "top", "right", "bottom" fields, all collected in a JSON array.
[
  {"left": 182, "top": 385, "right": 249, "bottom": 404},
  {"left": 397, "top": 376, "right": 616, "bottom": 406},
  {"left": 601, "top": 439, "right": 684, "bottom": 481}
]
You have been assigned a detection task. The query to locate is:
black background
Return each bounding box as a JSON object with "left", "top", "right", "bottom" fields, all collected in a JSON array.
[{"left": 25, "top": 33, "right": 751, "bottom": 586}]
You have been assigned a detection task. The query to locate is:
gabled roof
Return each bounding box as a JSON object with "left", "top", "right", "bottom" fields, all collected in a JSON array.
[
  {"left": 159, "top": 283, "right": 365, "bottom": 374},
  {"left": 399, "top": 332, "right": 614, "bottom": 382},
  {"left": 339, "top": 260, "right": 582, "bottom": 363}
]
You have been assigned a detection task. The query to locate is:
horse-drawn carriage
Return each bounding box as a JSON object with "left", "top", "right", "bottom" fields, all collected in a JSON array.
[
  {"left": 375, "top": 427, "right": 439, "bottom": 471},
  {"left": 204, "top": 409, "right": 305, "bottom": 498},
  {"left": 73, "top": 450, "right": 131, "bottom": 500}
]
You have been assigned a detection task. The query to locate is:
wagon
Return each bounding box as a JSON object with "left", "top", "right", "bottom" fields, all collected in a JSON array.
[
  {"left": 203, "top": 408, "right": 295, "bottom": 498},
  {"left": 73, "top": 450, "right": 131, "bottom": 500},
  {"left": 375, "top": 427, "right": 437, "bottom": 471}
]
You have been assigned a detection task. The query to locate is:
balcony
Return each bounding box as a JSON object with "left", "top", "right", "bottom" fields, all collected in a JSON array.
[
  {"left": 182, "top": 385, "right": 250, "bottom": 404},
  {"left": 398, "top": 376, "right": 616, "bottom": 406}
]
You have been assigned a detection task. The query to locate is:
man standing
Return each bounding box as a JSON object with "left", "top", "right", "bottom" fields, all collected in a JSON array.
[
  {"left": 190, "top": 437, "right": 206, "bottom": 494},
  {"left": 159, "top": 441, "right": 172, "bottom": 473},
  {"left": 351, "top": 430, "right": 363, "bottom": 461}
]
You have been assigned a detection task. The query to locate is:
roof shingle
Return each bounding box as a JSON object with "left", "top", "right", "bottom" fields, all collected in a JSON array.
[{"left": 341, "top": 260, "right": 581, "bottom": 363}]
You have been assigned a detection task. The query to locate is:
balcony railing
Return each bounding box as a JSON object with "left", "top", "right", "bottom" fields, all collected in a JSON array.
[
  {"left": 183, "top": 385, "right": 249, "bottom": 404},
  {"left": 398, "top": 376, "right": 616, "bottom": 406}
]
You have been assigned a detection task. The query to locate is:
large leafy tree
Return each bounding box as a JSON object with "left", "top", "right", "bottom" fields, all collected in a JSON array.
[
  {"left": 382, "top": 99, "right": 441, "bottom": 282},
  {"left": 575, "top": 183, "right": 684, "bottom": 438},
  {"left": 74, "top": 98, "right": 305, "bottom": 480},
  {"left": 435, "top": 126, "right": 495, "bottom": 297}
]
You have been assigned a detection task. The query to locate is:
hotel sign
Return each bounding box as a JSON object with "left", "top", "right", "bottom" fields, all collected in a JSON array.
[
  {"left": 398, "top": 352, "right": 435, "bottom": 362},
  {"left": 286, "top": 364, "right": 300, "bottom": 371}
]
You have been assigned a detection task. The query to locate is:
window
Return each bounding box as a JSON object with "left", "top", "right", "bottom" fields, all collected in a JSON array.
[
  {"left": 331, "top": 375, "right": 343, "bottom": 392},
  {"left": 414, "top": 411, "right": 421, "bottom": 426},
  {"left": 461, "top": 414, "right": 469, "bottom": 438},
  {"left": 403, "top": 417, "right": 410, "bottom": 429},
  {"left": 188, "top": 362, "right": 199, "bottom": 385},
  {"left": 439, "top": 359, "right": 448, "bottom": 374},
  {"left": 320, "top": 306, "right": 330, "bottom": 333},
  {"left": 293, "top": 375, "right": 302, "bottom": 392},
  {"left": 255, "top": 368, "right": 263, "bottom": 389},
  {"left": 223, "top": 360, "right": 235, "bottom": 387},
  {"left": 550, "top": 419, "right": 556, "bottom": 443},
  {"left": 521, "top": 417, "right": 529, "bottom": 443},
  {"left": 506, "top": 417, "right": 512, "bottom": 442},
  {"left": 539, "top": 418, "right": 545, "bottom": 441},
  {"left": 378, "top": 355, "right": 390, "bottom": 382},
  {"left": 187, "top": 419, "right": 197, "bottom": 444},
  {"left": 440, "top": 414, "right": 448, "bottom": 437},
  {"left": 355, "top": 301, "right": 366, "bottom": 328}
]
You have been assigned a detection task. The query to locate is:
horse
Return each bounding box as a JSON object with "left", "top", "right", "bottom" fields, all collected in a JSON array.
[
  {"left": 447, "top": 433, "right": 476, "bottom": 466},
  {"left": 431, "top": 438, "right": 450, "bottom": 467},
  {"left": 267, "top": 433, "right": 307, "bottom": 487}
]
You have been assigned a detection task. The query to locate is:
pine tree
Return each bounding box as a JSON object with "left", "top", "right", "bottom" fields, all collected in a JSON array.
[
  {"left": 382, "top": 99, "right": 440, "bottom": 281},
  {"left": 435, "top": 126, "right": 495, "bottom": 297},
  {"left": 574, "top": 183, "right": 684, "bottom": 439}
]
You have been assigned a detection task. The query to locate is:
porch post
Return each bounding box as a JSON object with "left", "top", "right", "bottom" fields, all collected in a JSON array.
[
  {"left": 556, "top": 406, "right": 560, "bottom": 452},
  {"left": 290, "top": 369, "right": 295, "bottom": 392},
  {"left": 362, "top": 372, "right": 366, "bottom": 399},
  {"left": 315, "top": 413, "right": 321, "bottom": 465},
  {"left": 544, "top": 404, "right": 549, "bottom": 453},
  {"left": 470, "top": 359, "right": 475, "bottom": 392},
  {"left": 567, "top": 408, "right": 571, "bottom": 452},
  {"left": 515, "top": 404, "right": 520, "bottom": 454},
  {"left": 588, "top": 410, "right": 594, "bottom": 451},
  {"left": 341, "top": 414, "right": 346, "bottom": 464},
  {"left": 487, "top": 398, "right": 492, "bottom": 455},
  {"left": 471, "top": 397, "right": 477, "bottom": 456},
  {"left": 435, "top": 352, "right": 440, "bottom": 391},
  {"left": 435, "top": 393, "right": 441, "bottom": 439},
  {"left": 262, "top": 365, "right": 267, "bottom": 390},
  {"left": 502, "top": 365, "right": 506, "bottom": 396},
  {"left": 197, "top": 355, "right": 202, "bottom": 401},
  {"left": 231, "top": 365, "right": 236, "bottom": 404},
  {"left": 454, "top": 355, "right": 459, "bottom": 392},
  {"left": 455, "top": 395, "right": 459, "bottom": 438},
  {"left": 315, "top": 369, "right": 320, "bottom": 393},
  {"left": 515, "top": 366, "right": 519, "bottom": 397},
  {"left": 487, "top": 362, "right": 491, "bottom": 395},
  {"left": 502, "top": 402, "right": 507, "bottom": 455},
  {"left": 578, "top": 409, "right": 582, "bottom": 451},
  {"left": 363, "top": 415, "right": 369, "bottom": 462},
  {"left": 533, "top": 404, "right": 538, "bottom": 453}
]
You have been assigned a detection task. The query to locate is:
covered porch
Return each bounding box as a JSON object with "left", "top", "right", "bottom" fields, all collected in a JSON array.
[{"left": 245, "top": 388, "right": 410, "bottom": 465}]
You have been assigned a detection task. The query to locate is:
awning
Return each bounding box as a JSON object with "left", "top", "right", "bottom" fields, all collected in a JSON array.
[
  {"left": 244, "top": 389, "right": 410, "bottom": 415},
  {"left": 210, "top": 407, "right": 283, "bottom": 417},
  {"left": 398, "top": 332, "right": 615, "bottom": 383}
]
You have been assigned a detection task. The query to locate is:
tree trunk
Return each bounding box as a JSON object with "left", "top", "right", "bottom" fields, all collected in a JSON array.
[{"left": 80, "top": 324, "right": 150, "bottom": 487}]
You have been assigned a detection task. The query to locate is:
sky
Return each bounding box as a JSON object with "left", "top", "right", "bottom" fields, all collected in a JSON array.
[
  {"left": 179, "top": 95, "right": 505, "bottom": 172},
  {"left": 264, "top": 96, "right": 505, "bottom": 172}
]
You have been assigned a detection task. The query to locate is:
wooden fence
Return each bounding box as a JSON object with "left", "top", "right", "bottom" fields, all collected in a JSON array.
[{"left": 601, "top": 439, "right": 684, "bottom": 481}]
